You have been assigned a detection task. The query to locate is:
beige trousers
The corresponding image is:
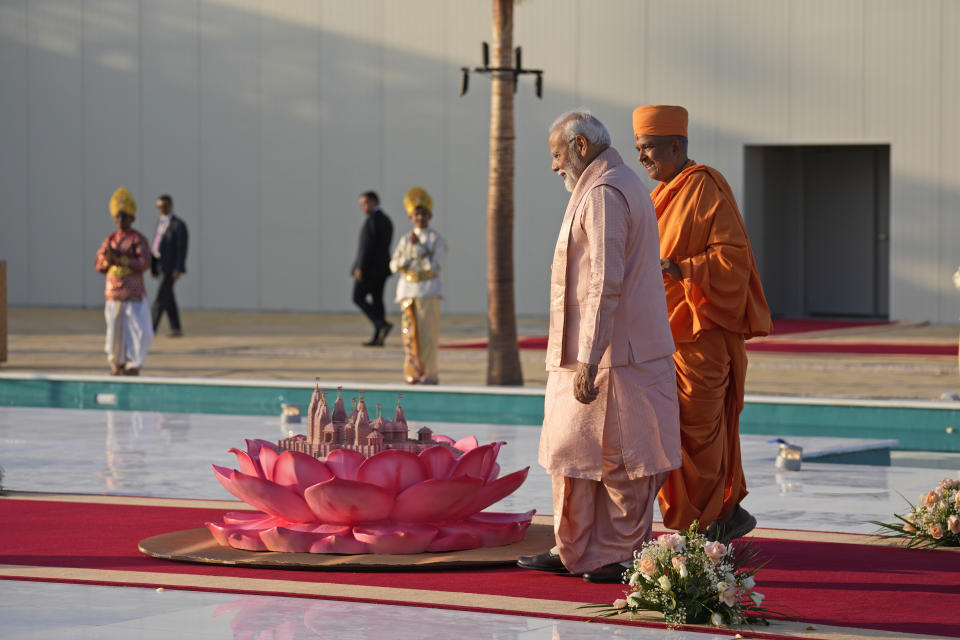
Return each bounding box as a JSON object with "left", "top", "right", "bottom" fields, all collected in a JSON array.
[
  {"left": 401, "top": 296, "right": 440, "bottom": 383},
  {"left": 550, "top": 398, "right": 669, "bottom": 573}
]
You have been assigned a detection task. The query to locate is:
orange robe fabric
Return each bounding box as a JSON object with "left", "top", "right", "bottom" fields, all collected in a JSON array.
[{"left": 652, "top": 163, "right": 771, "bottom": 531}]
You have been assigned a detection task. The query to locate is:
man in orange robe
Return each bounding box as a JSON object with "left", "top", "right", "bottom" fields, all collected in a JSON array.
[{"left": 632, "top": 105, "right": 772, "bottom": 542}]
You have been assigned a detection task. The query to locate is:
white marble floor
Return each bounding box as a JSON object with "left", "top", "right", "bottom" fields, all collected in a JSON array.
[{"left": 1, "top": 406, "right": 956, "bottom": 640}]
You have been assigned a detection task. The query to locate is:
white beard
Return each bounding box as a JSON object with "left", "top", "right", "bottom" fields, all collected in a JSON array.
[{"left": 562, "top": 151, "right": 588, "bottom": 192}]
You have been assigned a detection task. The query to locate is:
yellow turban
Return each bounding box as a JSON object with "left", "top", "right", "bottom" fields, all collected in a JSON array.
[
  {"left": 109, "top": 187, "right": 137, "bottom": 218},
  {"left": 403, "top": 187, "right": 433, "bottom": 215},
  {"left": 632, "top": 105, "right": 688, "bottom": 138}
]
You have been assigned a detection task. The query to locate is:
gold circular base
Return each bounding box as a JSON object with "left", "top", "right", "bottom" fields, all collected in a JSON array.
[{"left": 140, "top": 523, "right": 554, "bottom": 570}]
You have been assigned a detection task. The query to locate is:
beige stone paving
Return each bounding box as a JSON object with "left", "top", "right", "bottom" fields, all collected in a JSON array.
[{"left": 3, "top": 307, "right": 959, "bottom": 400}]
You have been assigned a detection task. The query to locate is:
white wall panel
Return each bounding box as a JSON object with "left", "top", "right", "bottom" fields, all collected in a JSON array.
[
  {"left": 381, "top": 0, "right": 447, "bottom": 315},
  {"left": 82, "top": 0, "right": 140, "bottom": 307},
  {"left": 939, "top": 0, "right": 960, "bottom": 322},
  {"left": 714, "top": 1, "right": 790, "bottom": 216},
  {"left": 0, "top": 0, "right": 956, "bottom": 323},
  {"left": 441, "top": 0, "right": 493, "bottom": 315},
  {"left": 198, "top": 0, "right": 259, "bottom": 309},
  {"left": 26, "top": 0, "right": 84, "bottom": 306},
  {"left": 258, "top": 0, "right": 321, "bottom": 311},
  {"left": 514, "top": 0, "right": 585, "bottom": 316},
  {"left": 865, "top": 1, "right": 941, "bottom": 322},
  {"left": 317, "top": 0, "right": 385, "bottom": 314},
  {"left": 788, "top": 0, "right": 865, "bottom": 141},
  {"left": 0, "top": 1, "right": 29, "bottom": 304},
  {"left": 644, "top": 0, "right": 719, "bottom": 166},
  {"left": 140, "top": 0, "right": 201, "bottom": 311}
]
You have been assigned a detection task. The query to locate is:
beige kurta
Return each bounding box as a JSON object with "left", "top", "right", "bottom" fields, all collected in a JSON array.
[{"left": 539, "top": 148, "right": 680, "bottom": 482}]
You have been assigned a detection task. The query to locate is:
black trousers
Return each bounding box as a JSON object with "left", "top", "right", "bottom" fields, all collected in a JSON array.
[
  {"left": 152, "top": 272, "right": 182, "bottom": 332},
  {"left": 352, "top": 276, "right": 388, "bottom": 330}
]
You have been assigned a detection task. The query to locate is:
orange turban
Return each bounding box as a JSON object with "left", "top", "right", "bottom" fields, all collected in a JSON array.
[
  {"left": 109, "top": 187, "right": 137, "bottom": 218},
  {"left": 403, "top": 187, "right": 433, "bottom": 215},
  {"left": 632, "top": 105, "right": 688, "bottom": 138}
]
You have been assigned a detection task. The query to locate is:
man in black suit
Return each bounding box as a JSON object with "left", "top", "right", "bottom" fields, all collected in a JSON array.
[
  {"left": 150, "top": 194, "right": 189, "bottom": 337},
  {"left": 352, "top": 190, "right": 394, "bottom": 346}
]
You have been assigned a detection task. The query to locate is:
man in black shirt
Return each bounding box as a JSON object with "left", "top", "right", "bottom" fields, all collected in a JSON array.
[{"left": 352, "top": 190, "right": 394, "bottom": 346}]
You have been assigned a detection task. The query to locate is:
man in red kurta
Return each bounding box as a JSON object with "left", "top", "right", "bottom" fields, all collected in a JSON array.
[
  {"left": 632, "top": 105, "right": 772, "bottom": 542},
  {"left": 95, "top": 187, "right": 154, "bottom": 375}
]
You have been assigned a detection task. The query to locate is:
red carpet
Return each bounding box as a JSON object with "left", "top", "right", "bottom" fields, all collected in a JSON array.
[
  {"left": 441, "top": 318, "right": 957, "bottom": 357},
  {"left": 3, "top": 497, "right": 960, "bottom": 637}
]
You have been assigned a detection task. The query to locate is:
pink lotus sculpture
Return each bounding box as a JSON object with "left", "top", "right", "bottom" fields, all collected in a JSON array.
[{"left": 207, "top": 436, "right": 534, "bottom": 554}]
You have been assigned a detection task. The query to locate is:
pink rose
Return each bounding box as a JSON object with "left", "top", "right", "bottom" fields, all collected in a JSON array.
[
  {"left": 720, "top": 586, "right": 738, "bottom": 607},
  {"left": 671, "top": 556, "right": 686, "bottom": 570},
  {"left": 930, "top": 523, "right": 944, "bottom": 539},
  {"left": 921, "top": 491, "right": 938, "bottom": 507},
  {"left": 948, "top": 515, "right": 960, "bottom": 535},
  {"left": 904, "top": 522, "right": 916, "bottom": 533},
  {"left": 704, "top": 541, "right": 726, "bottom": 563},
  {"left": 639, "top": 554, "right": 658, "bottom": 577},
  {"left": 658, "top": 533, "right": 684, "bottom": 553}
]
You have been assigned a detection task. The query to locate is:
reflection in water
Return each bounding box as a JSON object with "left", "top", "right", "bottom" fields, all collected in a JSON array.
[
  {"left": 98, "top": 411, "right": 191, "bottom": 492},
  {"left": 214, "top": 596, "right": 537, "bottom": 639}
]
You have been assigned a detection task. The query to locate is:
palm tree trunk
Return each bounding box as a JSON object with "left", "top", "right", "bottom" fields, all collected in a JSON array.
[{"left": 485, "top": 0, "right": 523, "bottom": 386}]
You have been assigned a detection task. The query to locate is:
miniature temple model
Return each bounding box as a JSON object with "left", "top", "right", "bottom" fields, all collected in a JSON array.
[{"left": 276, "top": 386, "right": 444, "bottom": 459}]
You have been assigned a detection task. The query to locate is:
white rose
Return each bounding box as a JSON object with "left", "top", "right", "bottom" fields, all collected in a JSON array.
[
  {"left": 657, "top": 575, "right": 672, "bottom": 591},
  {"left": 750, "top": 591, "right": 765, "bottom": 606},
  {"left": 716, "top": 581, "right": 728, "bottom": 593},
  {"left": 628, "top": 572, "right": 641, "bottom": 586},
  {"left": 710, "top": 612, "right": 723, "bottom": 626},
  {"left": 627, "top": 593, "right": 643, "bottom": 607},
  {"left": 678, "top": 564, "right": 688, "bottom": 579},
  {"left": 741, "top": 575, "right": 756, "bottom": 590}
]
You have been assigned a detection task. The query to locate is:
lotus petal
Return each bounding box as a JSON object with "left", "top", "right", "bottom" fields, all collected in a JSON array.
[
  {"left": 487, "top": 462, "right": 501, "bottom": 483},
  {"left": 418, "top": 445, "right": 457, "bottom": 479},
  {"left": 352, "top": 523, "right": 438, "bottom": 554},
  {"left": 453, "top": 435, "right": 479, "bottom": 452},
  {"left": 205, "top": 521, "right": 236, "bottom": 546},
  {"left": 356, "top": 449, "right": 428, "bottom": 495},
  {"left": 309, "top": 532, "right": 368, "bottom": 554},
  {"left": 257, "top": 445, "right": 281, "bottom": 482},
  {"left": 221, "top": 467, "right": 316, "bottom": 523},
  {"left": 425, "top": 529, "right": 481, "bottom": 552},
  {"left": 431, "top": 434, "right": 456, "bottom": 446},
  {"left": 244, "top": 438, "right": 277, "bottom": 459},
  {"left": 453, "top": 467, "right": 530, "bottom": 519},
  {"left": 303, "top": 477, "right": 394, "bottom": 524},
  {"left": 468, "top": 510, "right": 536, "bottom": 525},
  {"left": 435, "top": 517, "right": 531, "bottom": 548},
  {"left": 390, "top": 476, "right": 484, "bottom": 522},
  {"left": 227, "top": 529, "right": 269, "bottom": 551},
  {"left": 221, "top": 511, "right": 282, "bottom": 528},
  {"left": 272, "top": 451, "right": 334, "bottom": 495},
  {"left": 229, "top": 447, "right": 262, "bottom": 478},
  {"left": 259, "top": 526, "right": 317, "bottom": 553},
  {"left": 324, "top": 449, "right": 365, "bottom": 480},
  {"left": 449, "top": 444, "right": 495, "bottom": 480}
]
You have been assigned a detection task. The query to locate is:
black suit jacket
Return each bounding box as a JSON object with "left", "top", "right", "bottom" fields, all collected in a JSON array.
[
  {"left": 151, "top": 213, "right": 189, "bottom": 277},
  {"left": 351, "top": 208, "right": 393, "bottom": 280}
]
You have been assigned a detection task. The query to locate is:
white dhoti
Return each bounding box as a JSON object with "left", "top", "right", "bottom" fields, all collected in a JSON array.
[{"left": 104, "top": 297, "right": 154, "bottom": 369}]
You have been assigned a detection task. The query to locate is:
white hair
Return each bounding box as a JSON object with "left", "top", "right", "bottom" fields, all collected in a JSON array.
[{"left": 549, "top": 109, "right": 611, "bottom": 147}]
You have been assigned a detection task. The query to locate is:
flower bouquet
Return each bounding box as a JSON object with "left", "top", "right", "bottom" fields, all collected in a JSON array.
[
  {"left": 584, "top": 524, "right": 777, "bottom": 628},
  {"left": 872, "top": 477, "right": 960, "bottom": 548}
]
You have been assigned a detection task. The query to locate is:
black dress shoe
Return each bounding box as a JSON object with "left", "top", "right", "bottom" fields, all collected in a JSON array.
[
  {"left": 705, "top": 505, "right": 757, "bottom": 543},
  {"left": 517, "top": 550, "right": 567, "bottom": 573},
  {"left": 581, "top": 562, "right": 628, "bottom": 584},
  {"left": 376, "top": 322, "right": 394, "bottom": 345}
]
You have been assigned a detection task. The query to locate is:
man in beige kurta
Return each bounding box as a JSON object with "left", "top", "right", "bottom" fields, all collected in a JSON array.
[{"left": 517, "top": 111, "right": 681, "bottom": 583}]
